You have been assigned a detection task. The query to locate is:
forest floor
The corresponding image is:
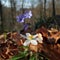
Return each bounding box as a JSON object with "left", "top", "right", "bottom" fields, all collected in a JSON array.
[
  {"left": 0, "top": 27, "right": 60, "bottom": 60},
  {"left": 42, "top": 44, "right": 60, "bottom": 60},
  {"left": 0, "top": 45, "right": 60, "bottom": 60}
]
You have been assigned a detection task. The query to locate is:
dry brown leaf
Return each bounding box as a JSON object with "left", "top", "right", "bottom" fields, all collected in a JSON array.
[{"left": 29, "top": 43, "right": 38, "bottom": 52}]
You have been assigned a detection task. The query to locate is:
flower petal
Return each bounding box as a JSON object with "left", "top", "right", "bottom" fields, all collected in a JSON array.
[
  {"left": 23, "top": 24, "right": 29, "bottom": 31},
  {"left": 23, "top": 40, "right": 30, "bottom": 46},
  {"left": 26, "top": 33, "right": 31, "bottom": 37},
  {"left": 30, "top": 40, "right": 38, "bottom": 45},
  {"left": 33, "top": 34, "right": 38, "bottom": 38},
  {"left": 38, "top": 33, "right": 42, "bottom": 37},
  {"left": 36, "top": 37, "right": 43, "bottom": 43},
  {"left": 38, "top": 40, "right": 43, "bottom": 43},
  {"left": 20, "top": 34, "right": 26, "bottom": 39},
  {"left": 24, "top": 10, "right": 32, "bottom": 19}
]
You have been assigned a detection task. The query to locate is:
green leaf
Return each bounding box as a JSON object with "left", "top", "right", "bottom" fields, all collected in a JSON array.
[
  {"left": 10, "top": 50, "right": 28, "bottom": 60},
  {"left": 10, "top": 56, "right": 21, "bottom": 60},
  {"left": 19, "top": 46, "right": 28, "bottom": 49},
  {"left": 29, "top": 56, "right": 35, "bottom": 60},
  {"left": 10, "top": 53, "right": 21, "bottom": 60}
]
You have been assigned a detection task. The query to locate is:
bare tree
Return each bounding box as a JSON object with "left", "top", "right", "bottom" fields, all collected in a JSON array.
[
  {"left": 44, "top": 0, "right": 47, "bottom": 19},
  {"left": 22, "top": 0, "right": 25, "bottom": 13},
  {"left": 0, "top": 0, "right": 4, "bottom": 33},
  {"left": 10, "top": 0, "right": 16, "bottom": 31},
  {"left": 39, "top": 0, "right": 43, "bottom": 18},
  {"left": 52, "top": 0, "right": 56, "bottom": 16}
]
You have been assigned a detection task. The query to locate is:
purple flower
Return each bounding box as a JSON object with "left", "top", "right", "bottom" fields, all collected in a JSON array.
[
  {"left": 24, "top": 10, "right": 32, "bottom": 19},
  {"left": 16, "top": 14, "right": 25, "bottom": 23},
  {"left": 23, "top": 23, "right": 31, "bottom": 31},
  {"left": 23, "top": 24, "right": 29, "bottom": 31},
  {"left": 16, "top": 10, "right": 32, "bottom": 23}
]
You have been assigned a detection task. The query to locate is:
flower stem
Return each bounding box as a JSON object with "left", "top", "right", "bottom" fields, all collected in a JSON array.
[{"left": 35, "top": 52, "right": 38, "bottom": 60}]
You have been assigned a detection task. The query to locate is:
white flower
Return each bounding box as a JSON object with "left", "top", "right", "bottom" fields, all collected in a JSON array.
[
  {"left": 20, "top": 33, "right": 43, "bottom": 46},
  {"left": 35, "top": 33, "right": 43, "bottom": 43},
  {"left": 23, "top": 40, "right": 38, "bottom": 46},
  {"left": 23, "top": 33, "right": 38, "bottom": 46}
]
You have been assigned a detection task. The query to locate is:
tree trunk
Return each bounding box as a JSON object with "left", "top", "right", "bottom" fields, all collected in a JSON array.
[
  {"left": 0, "top": 1, "right": 4, "bottom": 33},
  {"left": 44, "top": 0, "right": 46, "bottom": 19},
  {"left": 22, "top": 0, "right": 25, "bottom": 13},
  {"left": 52, "top": 0, "right": 56, "bottom": 17},
  {"left": 10, "top": 0, "right": 16, "bottom": 31},
  {"left": 40, "top": 0, "right": 43, "bottom": 18}
]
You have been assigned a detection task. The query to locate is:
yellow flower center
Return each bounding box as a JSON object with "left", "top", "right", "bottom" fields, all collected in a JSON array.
[{"left": 29, "top": 35, "right": 33, "bottom": 40}]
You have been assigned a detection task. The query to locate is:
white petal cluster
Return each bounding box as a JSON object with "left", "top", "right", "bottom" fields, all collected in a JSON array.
[{"left": 20, "top": 33, "right": 43, "bottom": 46}]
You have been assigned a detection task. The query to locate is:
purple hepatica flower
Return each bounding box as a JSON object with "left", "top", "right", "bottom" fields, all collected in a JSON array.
[
  {"left": 16, "top": 14, "right": 25, "bottom": 23},
  {"left": 23, "top": 24, "right": 29, "bottom": 31},
  {"left": 16, "top": 10, "right": 32, "bottom": 23},
  {"left": 24, "top": 10, "right": 32, "bottom": 19}
]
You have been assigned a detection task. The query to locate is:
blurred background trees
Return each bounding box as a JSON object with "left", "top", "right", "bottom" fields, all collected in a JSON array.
[{"left": 0, "top": 0, "right": 60, "bottom": 34}]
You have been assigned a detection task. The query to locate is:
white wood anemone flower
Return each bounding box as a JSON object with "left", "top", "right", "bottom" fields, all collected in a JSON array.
[{"left": 20, "top": 33, "right": 43, "bottom": 46}]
